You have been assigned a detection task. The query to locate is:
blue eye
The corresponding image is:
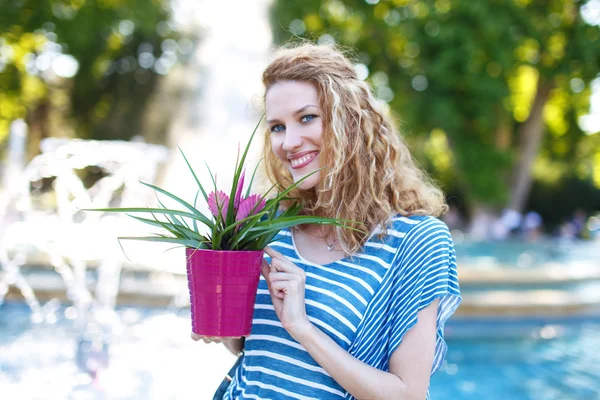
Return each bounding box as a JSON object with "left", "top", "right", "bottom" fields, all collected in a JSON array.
[
  {"left": 270, "top": 124, "right": 284, "bottom": 133},
  {"left": 301, "top": 114, "right": 317, "bottom": 123}
]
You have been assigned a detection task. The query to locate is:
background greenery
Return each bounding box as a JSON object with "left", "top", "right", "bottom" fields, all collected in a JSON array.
[
  {"left": 1, "top": 0, "right": 599, "bottom": 231},
  {"left": 0, "top": 0, "right": 189, "bottom": 157},
  {"left": 270, "top": 0, "right": 600, "bottom": 229}
]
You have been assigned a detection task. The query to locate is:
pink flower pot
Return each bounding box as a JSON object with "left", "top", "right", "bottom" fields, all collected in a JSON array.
[{"left": 185, "top": 248, "right": 263, "bottom": 337}]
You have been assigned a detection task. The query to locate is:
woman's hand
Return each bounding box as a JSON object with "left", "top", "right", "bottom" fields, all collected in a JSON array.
[
  {"left": 191, "top": 334, "right": 245, "bottom": 355},
  {"left": 190, "top": 334, "right": 242, "bottom": 344},
  {"left": 262, "top": 246, "right": 312, "bottom": 340}
]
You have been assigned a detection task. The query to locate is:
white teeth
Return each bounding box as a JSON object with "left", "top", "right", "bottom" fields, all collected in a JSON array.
[{"left": 290, "top": 153, "right": 316, "bottom": 167}]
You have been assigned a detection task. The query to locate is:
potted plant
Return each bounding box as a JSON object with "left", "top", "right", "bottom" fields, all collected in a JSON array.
[{"left": 87, "top": 117, "right": 357, "bottom": 338}]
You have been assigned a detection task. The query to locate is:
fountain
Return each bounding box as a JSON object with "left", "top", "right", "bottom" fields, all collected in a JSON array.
[
  {"left": 0, "top": 133, "right": 169, "bottom": 384},
  {"left": 1, "top": 1, "right": 275, "bottom": 398}
]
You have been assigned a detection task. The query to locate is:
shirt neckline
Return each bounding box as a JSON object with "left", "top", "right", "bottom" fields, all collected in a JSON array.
[{"left": 288, "top": 225, "right": 382, "bottom": 268}]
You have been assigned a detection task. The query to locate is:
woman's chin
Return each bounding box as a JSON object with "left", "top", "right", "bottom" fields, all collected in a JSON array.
[{"left": 293, "top": 172, "right": 320, "bottom": 191}]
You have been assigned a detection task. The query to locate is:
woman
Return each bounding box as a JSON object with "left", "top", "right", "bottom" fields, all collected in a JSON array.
[{"left": 194, "top": 43, "right": 461, "bottom": 400}]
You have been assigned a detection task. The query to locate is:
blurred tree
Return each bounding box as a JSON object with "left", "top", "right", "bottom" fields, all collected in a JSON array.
[
  {"left": 0, "top": 0, "right": 189, "bottom": 159},
  {"left": 270, "top": 0, "right": 600, "bottom": 215}
]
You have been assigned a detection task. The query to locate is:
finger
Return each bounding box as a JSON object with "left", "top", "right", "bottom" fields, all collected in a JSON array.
[
  {"left": 270, "top": 260, "right": 277, "bottom": 274},
  {"left": 191, "top": 333, "right": 202, "bottom": 341},
  {"left": 261, "top": 259, "right": 270, "bottom": 280},
  {"left": 272, "top": 280, "right": 296, "bottom": 296},
  {"left": 264, "top": 246, "right": 283, "bottom": 260},
  {"left": 271, "top": 257, "right": 304, "bottom": 275},
  {"left": 268, "top": 272, "right": 299, "bottom": 283}
]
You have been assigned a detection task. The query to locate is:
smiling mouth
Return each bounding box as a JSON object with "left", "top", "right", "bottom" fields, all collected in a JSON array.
[{"left": 289, "top": 152, "right": 318, "bottom": 169}]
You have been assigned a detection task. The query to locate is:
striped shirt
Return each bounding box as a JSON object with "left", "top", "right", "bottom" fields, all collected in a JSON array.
[{"left": 224, "top": 215, "right": 461, "bottom": 399}]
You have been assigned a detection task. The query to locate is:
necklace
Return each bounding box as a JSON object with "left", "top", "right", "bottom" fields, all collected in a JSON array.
[{"left": 300, "top": 226, "right": 340, "bottom": 252}]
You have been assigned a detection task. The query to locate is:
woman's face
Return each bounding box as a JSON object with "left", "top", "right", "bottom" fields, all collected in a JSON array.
[{"left": 266, "top": 81, "right": 324, "bottom": 190}]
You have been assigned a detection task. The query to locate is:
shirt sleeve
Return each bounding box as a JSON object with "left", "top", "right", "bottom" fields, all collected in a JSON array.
[{"left": 387, "top": 217, "right": 462, "bottom": 374}]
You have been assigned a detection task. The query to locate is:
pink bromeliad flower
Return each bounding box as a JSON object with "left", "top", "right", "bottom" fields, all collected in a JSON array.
[
  {"left": 236, "top": 194, "right": 266, "bottom": 222},
  {"left": 207, "top": 190, "right": 229, "bottom": 222}
]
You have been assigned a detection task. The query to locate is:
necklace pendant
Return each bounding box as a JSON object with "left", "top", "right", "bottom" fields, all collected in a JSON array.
[{"left": 327, "top": 243, "right": 334, "bottom": 252}]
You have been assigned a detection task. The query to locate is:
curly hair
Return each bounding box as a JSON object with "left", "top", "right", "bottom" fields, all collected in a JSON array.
[{"left": 261, "top": 42, "right": 447, "bottom": 254}]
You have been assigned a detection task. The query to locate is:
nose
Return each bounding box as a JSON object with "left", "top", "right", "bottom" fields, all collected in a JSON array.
[{"left": 281, "top": 128, "right": 303, "bottom": 152}]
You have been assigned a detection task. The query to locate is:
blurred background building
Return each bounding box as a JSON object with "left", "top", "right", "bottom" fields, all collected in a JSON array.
[{"left": 0, "top": 0, "right": 599, "bottom": 399}]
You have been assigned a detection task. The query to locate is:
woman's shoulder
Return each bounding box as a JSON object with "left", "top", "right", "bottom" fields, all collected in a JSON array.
[
  {"left": 387, "top": 214, "right": 450, "bottom": 237},
  {"left": 381, "top": 214, "right": 452, "bottom": 260}
]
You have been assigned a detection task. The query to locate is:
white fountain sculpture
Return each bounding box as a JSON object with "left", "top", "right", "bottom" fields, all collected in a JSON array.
[{"left": 0, "top": 132, "right": 168, "bottom": 376}]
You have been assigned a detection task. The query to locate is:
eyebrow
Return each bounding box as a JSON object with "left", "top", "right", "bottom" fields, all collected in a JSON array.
[{"left": 267, "top": 105, "right": 318, "bottom": 124}]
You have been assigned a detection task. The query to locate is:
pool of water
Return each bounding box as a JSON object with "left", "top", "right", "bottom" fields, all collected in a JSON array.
[
  {"left": 2, "top": 301, "right": 600, "bottom": 400},
  {"left": 0, "top": 301, "right": 237, "bottom": 400},
  {"left": 454, "top": 239, "right": 600, "bottom": 268},
  {"left": 431, "top": 322, "right": 600, "bottom": 400}
]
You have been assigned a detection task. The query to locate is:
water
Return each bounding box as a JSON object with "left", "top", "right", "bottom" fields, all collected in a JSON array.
[
  {"left": 0, "top": 301, "right": 236, "bottom": 400},
  {"left": 454, "top": 239, "right": 600, "bottom": 269},
  {"left": 3, "top": 302, "right": 600, "bottom": 400},
  {"left": 430, "top": 322, "right": 600, "bottom": 400}
]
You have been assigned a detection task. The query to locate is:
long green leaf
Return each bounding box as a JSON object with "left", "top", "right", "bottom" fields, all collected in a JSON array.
[
  {"left": 266, "top": 168, "right": 322, "bottom": 204},
  {"left": 242, "top": 216, "right": 362, "bottom": 243},
  {"left": 178, "top": 146, "right": 209, "bottom": 204},
  {"left": 118, "top": 236, "right": 208, "bottom": 248},
  {"left": 85, "top": 207, "right": 213, "bottom": 228},
  {"left": 140, "top": 181, "right": 213, "bottom": 228},
  {"left": 156, "top": 196, "right": 190, "bottom": 231},
  {"left": 226, "top": 115, "right": 264, "bottom": 226},
  {"left": 250, "top": 216, "right": 360, "bottom": 232},
  {"left": 149, "top": 211, "right": 193, "bottom": 240},
  {"left": 134, "top": 212, "right": 183, "bottom": 238},
  {"left": 245, "top": 156, "right": 265, "bottom": 197},
  {"left": 254, "top": 231, "right": 280, "bottom": 250},
  {"left": 229, "top": 197, "right": 282, "bottom": 248},
  {"left": 192, "top": 189, "right": 200, "bottom": 233},
  {"left": 128, "top": 214, "right": 207, "bottom": 242},
  {"left": 204, "top": 161, "right": 224, "bottom": 229},
  {"left": 214, "top": 209, "right": 270, "bottom": 244},
  {"left": 257, "top": 168, "right": 323, "bottom": 217}
]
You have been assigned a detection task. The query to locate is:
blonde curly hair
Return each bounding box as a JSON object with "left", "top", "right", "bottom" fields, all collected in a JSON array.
[{"left": 262, "top": 43, "right": 447, "bottom": 254}]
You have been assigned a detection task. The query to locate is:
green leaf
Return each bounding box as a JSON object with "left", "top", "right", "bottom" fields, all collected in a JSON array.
[
  {"left": 192, "top": 189, "right": 200, "bottom": 233},
  {"left": 216, "top": 209, "right": 271, "bottom": 247},
  {"left": 255, "top": 231, "right": 280, "bottom": 250},
  {"left": 139, "top": 182, "right": 214, "bottom": 228},
  {"left": 85, "top": 207, "right": 214, "bottom": 229},
  {"left": 204, "top": 161, "right": 225, "bottom": 228},
  {"left": 245, "top": 156, "right": 265, "bottom": 197},
  {"left": 241, "top": 216, "right": 362, "bottom": 243},
  {"left": 143, "top": 212, "right": 185, "bottom": 238},
  {"left": 128, "top": 214, "right": 208, "bottom": 242},
  {"left": 226, "top": 115, "right": 264, "bottom": 226},
  {"left": 259, "top": 168, "right": 323, "bottom": 215},
  {"left": 178, "top": 146, "right": 209, "bottom": 204},
  {"left": 117, "top": 236, "right": 208, "bottom": 248},
  {"left": 149, "top": 211, "right": 194, "bottom": 240},
  {"left": 156, "top": 195, "right": 190, "bottom": 231}
]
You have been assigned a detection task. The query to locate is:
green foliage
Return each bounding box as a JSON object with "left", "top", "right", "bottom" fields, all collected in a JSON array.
[
  {"left": 269, "top": 0, "right": 600, "bottom": 209},
  {"left": 0, "top": 0, "right": 183, "bottom": 147}
]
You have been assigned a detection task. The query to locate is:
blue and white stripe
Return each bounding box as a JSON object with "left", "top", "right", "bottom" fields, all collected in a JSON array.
[{"left": 224, "top": 215, "right": 461, "bottom": 400}]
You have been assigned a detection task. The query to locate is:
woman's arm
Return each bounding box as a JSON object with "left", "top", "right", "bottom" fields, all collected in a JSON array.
[
  {"left": 294, "top": 300, "right": 438, "bottom": 400},
  {"left": 263, "top": 247, "right": 438, "bottom": 400},
  {"left": 223, "top": 337, "right": 245, "bottom": 355}
]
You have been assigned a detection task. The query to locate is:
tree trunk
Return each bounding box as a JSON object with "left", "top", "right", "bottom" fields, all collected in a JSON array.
[
  {"left": 494, "top": 114, "right": 512, "bottom": 151},
  {"left": 509, "top": 77, "right": 554, "bottom": 213},
  {"left": 25, "top": 101, "right": 50, "bottom": 161}
]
